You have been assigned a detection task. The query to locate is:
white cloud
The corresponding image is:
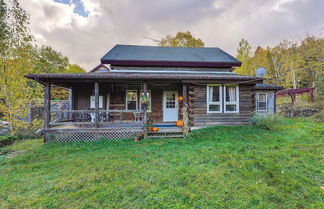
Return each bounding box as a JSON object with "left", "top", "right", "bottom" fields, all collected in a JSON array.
[{"left": 20, "top": 0, "right": 324, "bottom": 71}]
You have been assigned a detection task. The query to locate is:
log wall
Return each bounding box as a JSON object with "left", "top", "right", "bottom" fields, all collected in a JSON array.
[{"left": 188, "top": 84, "right": 255, "bottom": 126}]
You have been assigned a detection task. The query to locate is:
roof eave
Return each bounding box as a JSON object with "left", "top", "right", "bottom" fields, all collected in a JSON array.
[{"left": 101, "top": 59, "right": 242, "bottom": 68}]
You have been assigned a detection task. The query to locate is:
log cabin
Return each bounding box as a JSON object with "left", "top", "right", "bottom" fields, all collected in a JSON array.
[{"left": 25, "top": 45, "right": 281, "bottom": 142}]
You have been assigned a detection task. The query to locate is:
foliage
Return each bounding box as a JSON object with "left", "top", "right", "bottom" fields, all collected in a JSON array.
[
  {"left": 235, "top": 36, "right": 324, "bottom": 91},
  {"left": 0, "top": 133, "right": 36, "bottom": 147},
  {"left": 0, "top": 135, "right": 19, "bottom": 147},
  {"left": 235, "top": 39, "right": 254, "bottom": 75},
  {"left": 0, "top": 119, "right": 323, "bottom": 208},
  {"left": 0, "top": 1, "right": 85, "bottom": 132},
  {"left": 251, "top": 114, "right": 284, "bottom": 130},
  {"left": 159, "top": 31, "right": 204, "bottom": 47}
]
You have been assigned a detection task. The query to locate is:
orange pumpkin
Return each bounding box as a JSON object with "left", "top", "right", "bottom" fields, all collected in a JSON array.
[
  {"left": 152, "top": 127, "right": 159, "bottom": 132},
  {"left": 176, "top": 120, "right": 182, "bottom": 127}
]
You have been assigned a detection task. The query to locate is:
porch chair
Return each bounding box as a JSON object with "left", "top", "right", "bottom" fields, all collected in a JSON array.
[{"left": 133, "top": 111, "right": 145, "bottom": 123}]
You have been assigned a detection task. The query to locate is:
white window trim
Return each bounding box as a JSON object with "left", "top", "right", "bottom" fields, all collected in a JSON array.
[
  {"left": 125, "top": 90, "right": 138, "bottom": 110},
  {"left": 257, "top": 93, "right": 268, "bottom": 112},
  {"left": 90, "top": 96, "right": 103, "bottom": 109},
  {"left": 223, "top": 85, "right": 239, "bottom": 113},
  {"left": 140, "top": 90, "right": 152, "bottom": 112},
  {"left": 207, "top": 85, "right": 223, "bottom": 113}
]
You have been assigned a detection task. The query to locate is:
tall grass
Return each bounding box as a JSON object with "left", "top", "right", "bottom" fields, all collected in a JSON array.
[{"left": 251, "top": 114, "right": 284, "bottom": 130}]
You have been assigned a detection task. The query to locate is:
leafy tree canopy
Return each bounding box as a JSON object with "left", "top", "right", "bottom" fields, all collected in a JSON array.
[{"left": 159, "top": 31, "right": 204, "bottom": 48}]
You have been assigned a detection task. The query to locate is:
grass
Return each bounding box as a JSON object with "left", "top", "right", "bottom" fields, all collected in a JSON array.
[{"left": 0, "top": 119, "right": 323, "bottom": 208}]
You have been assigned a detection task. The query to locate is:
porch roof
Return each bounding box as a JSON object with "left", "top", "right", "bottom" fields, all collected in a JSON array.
[
  {"left": 25, "top": 72, "right": 263, "bottom": 85},
  {"left": 255, "top": 83, "right": 283, "bottom": 90}
]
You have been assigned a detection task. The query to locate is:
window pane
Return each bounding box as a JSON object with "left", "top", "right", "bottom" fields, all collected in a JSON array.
[
  {"left": 127, "top": 91, "right": 137, "bottom": 101},
  {"left": 140, "top": 92, "right": 151, "bottom": 111},
  {"left": 209, "top": 104, "right": 220, "bottom": 112},
  {"left": 166, "top": 102, "right": 175, "bottom": 108},
  {"left": 166, "top": 93, "right": 176, "bottom": 108},
  {"left": 226, "top": 86, "right": 237, "bottom": 102},
  {"left": 226, "top": 104, "right": 237, "bottom": 112},
  {"left": 127, "top": 101, "right": 137, "bottom": 110},
  {"left": 258, "top": 102, "right": 267, "bottom": 110},
  {"left": 259, "top": 94, "right": 266, "bottom": 102},
  {"left": 209, "top": 86, "right": 220, "bottom": 102}
]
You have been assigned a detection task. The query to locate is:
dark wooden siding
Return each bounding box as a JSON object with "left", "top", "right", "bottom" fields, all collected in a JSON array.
[{"left": 189, "top": 84, "right": 255, "bottom": 126}]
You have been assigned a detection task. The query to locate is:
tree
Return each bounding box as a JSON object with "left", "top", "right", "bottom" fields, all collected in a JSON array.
[
  {"left": 0, "top": 0, "right": 85, "bottom": 132},
  {"left": 235, "top": 39, "right": 254, "bottom": 75},
  {"left": 0, "top": 0, "right": 35, "bottom": 131},
  {"left": 66, "top": 64, "right": 85, "bottom": 73},
  {"left": 159, "top": 31, "right": 204, "bottom": 47}
]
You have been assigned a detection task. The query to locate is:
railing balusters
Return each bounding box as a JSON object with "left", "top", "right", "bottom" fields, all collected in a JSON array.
[{"left": 49, "top": 109, "right": 145, "bottom": 127}]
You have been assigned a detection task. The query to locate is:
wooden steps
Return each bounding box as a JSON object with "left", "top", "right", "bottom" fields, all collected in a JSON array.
[{"left": 146, "top": 127, "right": 184, "bottom": 138}]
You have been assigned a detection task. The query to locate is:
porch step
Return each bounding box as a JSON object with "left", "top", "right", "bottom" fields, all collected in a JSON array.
[{"left": 146, "top": 127, "right": 184, "bottom": 138}]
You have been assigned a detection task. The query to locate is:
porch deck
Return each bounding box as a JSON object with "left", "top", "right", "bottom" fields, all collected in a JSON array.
[{"left": 47, "top": 120, "right": 183, "bottom": 142}]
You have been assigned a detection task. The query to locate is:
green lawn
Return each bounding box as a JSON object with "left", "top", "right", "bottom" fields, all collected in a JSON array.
[{"left": 0, "top": 119, "right": 323, "bottom": 208}]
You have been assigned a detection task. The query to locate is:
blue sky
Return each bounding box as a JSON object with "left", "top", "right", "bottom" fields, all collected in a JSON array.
[{"left": 54, "top": 0, "right": 88, "bottom": 17}]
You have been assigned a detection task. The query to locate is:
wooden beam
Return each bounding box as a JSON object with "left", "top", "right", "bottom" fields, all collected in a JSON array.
[
  {"left": 94, "top": 82, "right": 99, "bottom": 128},
  {"left": 44, "top": 81, "right": 51, "bottom": 142},
  {"left": 183, "top": 84, "right": 187, "bottom": 107},
  {"left": 143, "top": 83, "right": 148, "bottom": 125}
]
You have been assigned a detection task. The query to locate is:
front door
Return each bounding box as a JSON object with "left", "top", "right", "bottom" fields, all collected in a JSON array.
[{"left": 163, "top": 91, "right": 178, "bottom": 122}]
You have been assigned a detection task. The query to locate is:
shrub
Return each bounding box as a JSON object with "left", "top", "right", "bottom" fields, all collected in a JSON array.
[
  {"left": 0, "top": 135, "right": 19, "bottom": 147},
  {"left": 251, "top": 114, "right": 284, "bottom": 130},
  {"left": 0, "top": 134, "right": 37, "bottom": 147}
]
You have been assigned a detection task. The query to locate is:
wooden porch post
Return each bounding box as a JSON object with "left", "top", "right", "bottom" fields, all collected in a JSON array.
[
  {"left": 44, "top": 81, "right": 51, "bottom": 142},
  {"left": 182, "top": 84, "right": 189, "bottom": 136},
  {"left": 94, "top": 82, "right": 99, "bottom": 128},
  {"left": 143, "top": 82, "right": 148, "bottom": 124},
  {"left": 183, "top": 84, "right": 187, "bottom": 107}
]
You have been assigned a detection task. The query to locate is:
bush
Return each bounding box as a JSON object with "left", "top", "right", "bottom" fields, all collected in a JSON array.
[
  {"left": 0, "top": 135, "right": 19, "bottom": 147},
  {"left": 0, "top": 134, "right": 37, "bottom": 147},
  {"left": 251, "top": 114, "right": 284, "bottom": 130}
]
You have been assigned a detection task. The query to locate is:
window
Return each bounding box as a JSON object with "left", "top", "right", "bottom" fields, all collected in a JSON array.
[
  {"left": 207, "top": 85, "right": 239, "bottom": 114},
  {"left": 140, "top": 91, "right": 152, "bottom": 112},
  {"left": 257, "top": 93, "right": 267, "bottom": 112},
  {"left": 207, "top": 85, "right": 222, "bottom": 113},
  {"left": 224, "top": 85, "right": 239, "bottom": 113},
  {"left": 126, "top": 90, "right": 137, "bottom": 110},
  {"left": 90, "top": 96, "right": 103, "bottom": 109}
]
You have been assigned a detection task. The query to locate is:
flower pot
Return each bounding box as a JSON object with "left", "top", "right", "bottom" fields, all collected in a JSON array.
[{"left": 146, "top": 127, "right": 153, "bottom": 132}]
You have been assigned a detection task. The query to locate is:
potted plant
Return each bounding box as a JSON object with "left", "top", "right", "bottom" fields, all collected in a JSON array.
[
  {"left": 146, "top": 123, "right": 153, "bottom": 132},
  {"left": 137, "top": 132, "right": 144, "bottom": 140},
  {"left": 134, "top": 136, "right": 140, "bottom": 142},
  {"left": 147, "top": 119, "right": 154, "bottom": 125}
]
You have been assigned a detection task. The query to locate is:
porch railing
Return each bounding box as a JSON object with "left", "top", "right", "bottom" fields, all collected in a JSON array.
[{"left": 50, "top": 110, "right": 146, "bottom": 128}]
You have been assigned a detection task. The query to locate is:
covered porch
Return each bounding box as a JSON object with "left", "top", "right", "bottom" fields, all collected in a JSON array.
[{"left": 41, "top": 78, "right": 188, "bottom": 142}]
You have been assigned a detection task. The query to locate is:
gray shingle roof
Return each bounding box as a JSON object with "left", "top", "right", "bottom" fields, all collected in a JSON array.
[
  {"left": 101, "top": 45, "right": 241, "bottom": 67},
  {"left": 255, "top": 83, "right": 283, "bottom": 90}
]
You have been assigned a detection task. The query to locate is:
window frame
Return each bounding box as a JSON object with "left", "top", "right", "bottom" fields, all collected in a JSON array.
[
  {"left": 90, "top": 96, "right": 103, "bottom": 109},
  {"left": 257, "top": 93, "right": 268, "bottom": 112},
  {"left": 140, "top": 90, "right": 152, "bottom": 112},
  {"left": 207, "top": 85, "right": 223, "bottom": 113},
  {"left": 125, "top": 90, "right": 138, "bottom": 110},
  {"left": 223, "top": 85, "right": 239, "bottom": 113}
]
